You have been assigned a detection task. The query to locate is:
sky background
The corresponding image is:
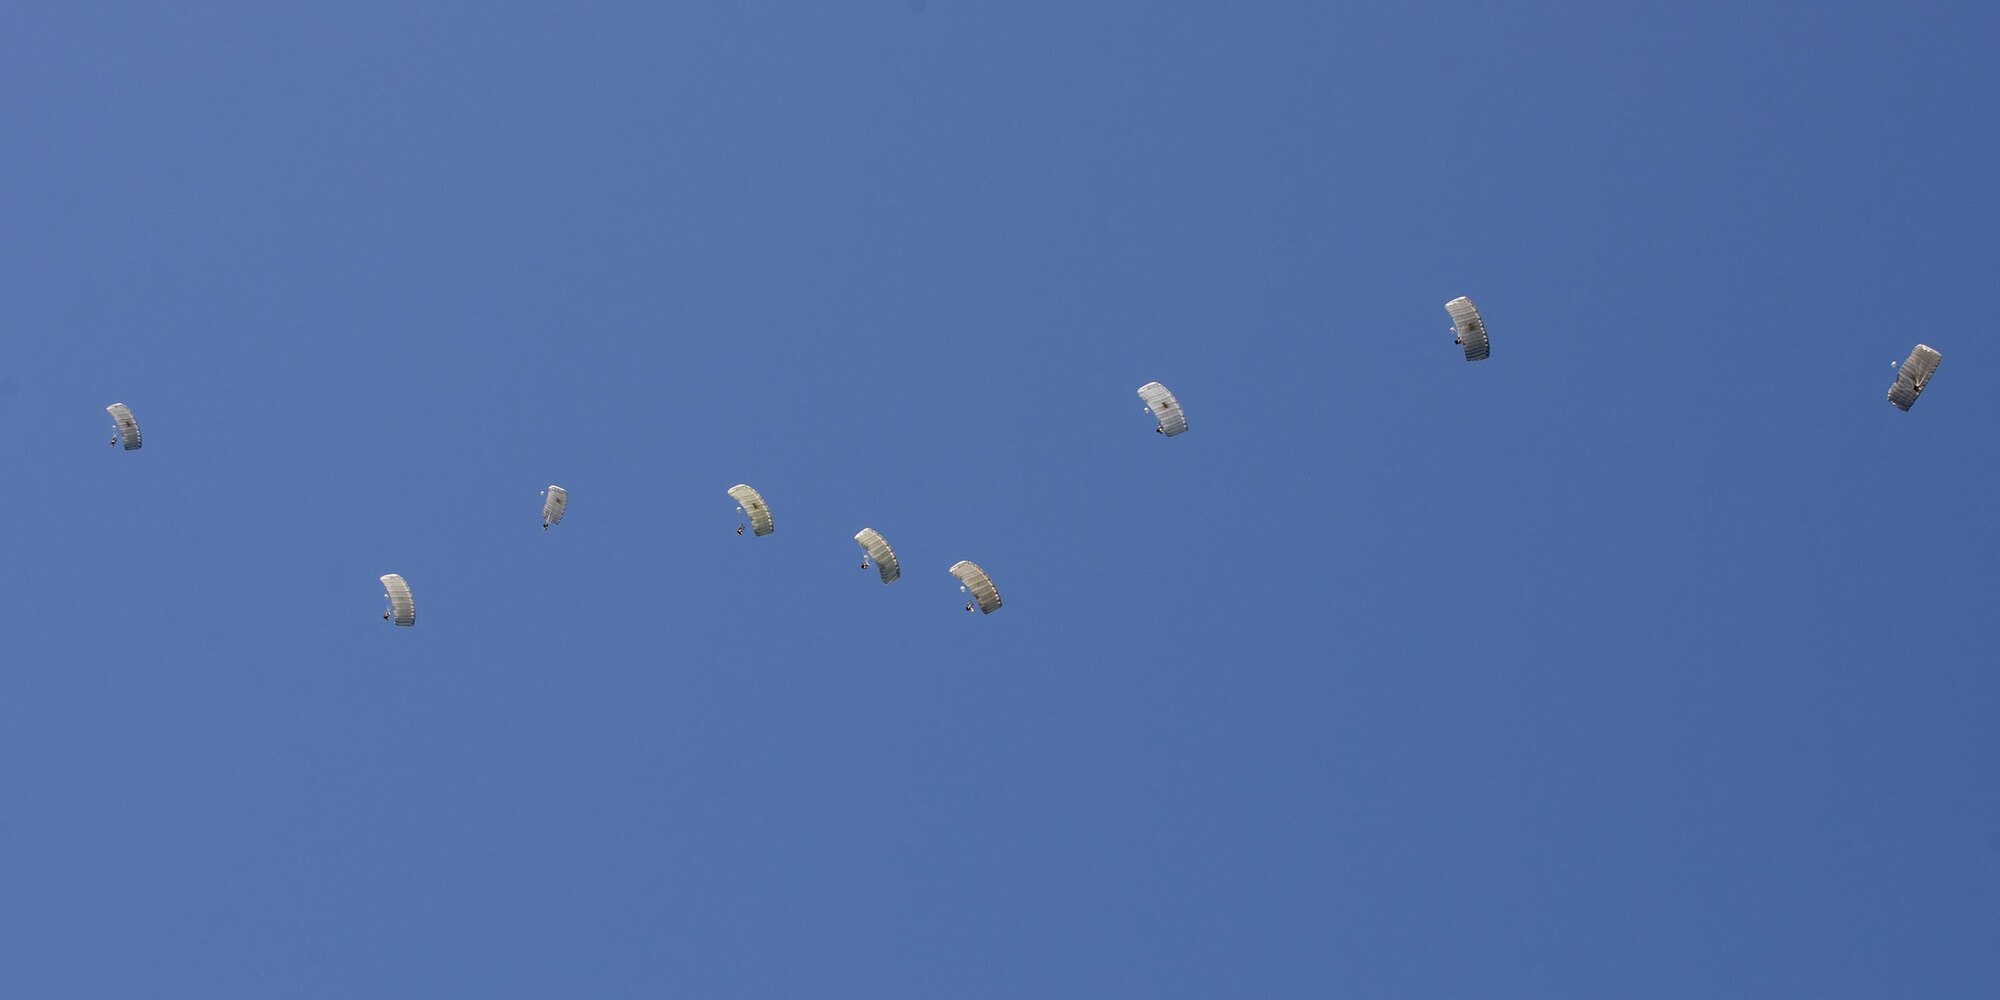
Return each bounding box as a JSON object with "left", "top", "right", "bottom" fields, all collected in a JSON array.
[{"left": 3, "top": 3, "right": 1997, "bottom": 997}]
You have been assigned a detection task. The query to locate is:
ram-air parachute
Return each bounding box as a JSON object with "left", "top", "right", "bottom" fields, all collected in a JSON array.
[
  {"left": 542, "top": 485, "right": 568, "bottom": 529},
  {"left": 1888, "top": 345, "right": 1942, "bottom": 411},
  {"left": 106, "top": 403, "right": 142, "bottom": 450},
  {"left": 854, "top": 528, "right": 900, "bottom": 583},
  {"left": 1445, "top": 297, "right": 1490, "bottom": 362},
  {"left": 380, "top": 574, "right": 415, "bottom": 627},
  {"left": 728, "top": 484, "right": 773, "bottom": 536},
  {"left": 1137, "top": 382, "right": 1188, "bottom": 437},
  {"left": 949, "top": 560, "right": 1002, "bottom": 614}
]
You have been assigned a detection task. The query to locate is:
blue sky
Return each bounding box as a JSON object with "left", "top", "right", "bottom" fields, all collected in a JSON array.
[{"left": 4, "top": 3, "right": 1996, "bottom": 996}]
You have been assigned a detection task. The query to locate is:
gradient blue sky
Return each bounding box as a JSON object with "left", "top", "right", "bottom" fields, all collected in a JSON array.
[{"left": 4, "top": 3, "right": 1996, "bottom": 997}]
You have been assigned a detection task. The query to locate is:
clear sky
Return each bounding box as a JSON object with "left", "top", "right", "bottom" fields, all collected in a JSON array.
[{"left": 4, "top": 3, "right": 1996, "bottom": 997}]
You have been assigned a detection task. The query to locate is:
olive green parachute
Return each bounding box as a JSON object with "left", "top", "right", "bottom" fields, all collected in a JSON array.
[
  {"left": 949, "top": 560, "right": 1002, "bottom": 614},
  {"left": 106, "top": 402, "right": 142, "bottom": 450},
  {"left": 1888, "top": 344, "right": 1941, "bottom": 411},
  {"left": 1445, "top": 297, "right": 1490, "bottom": 362},
  {"left": 855, "top": 528, "right": 900, "bottom": 583},
  {"left": 380, "top": 574, "right": 415, "bottom": 627},
  {"left": 728, "top": 484, "right": 773, "bottom": 536},
  {"left": 1138, "top": 382, "right": 1188, "bottom": 437}
]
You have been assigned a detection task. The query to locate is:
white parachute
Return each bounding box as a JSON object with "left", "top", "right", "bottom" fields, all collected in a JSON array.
[
  {"left": 1445, "top": 297, "right": 1490, "bottom": 362},
  {"left": 949, "top": 560, "right": 1002, "bottom": 614},
  {"left": 380, "top": 574, "right": 415, "bottom": 627},
  {"left": 727, "top": 484, "right": 773, "bottom": 536},
  {"left": 106, "top": 402, "right": 142, "bottom": 450},
  {"left": 542, "top": 485, "right": 568, "bottom": 529},
  {"left": 854, "top": 528, "right": 900, "bottom": 583},
  {"left": 1137, "top": 382, "right": 1188, "bottom": 437},
  {"left": 1888, "top": 344, "right": 1942, "bottom": 411}
]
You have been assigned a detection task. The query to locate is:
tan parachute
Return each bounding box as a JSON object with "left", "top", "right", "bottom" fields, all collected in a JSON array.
[
  {"left": 727, "top": 484, "right": 773, "bottom": 536},
  {"left": 949, "top": 560, "right": 1002, "bottom": 614},
  {"left": 1888, "top": 345, "right": 1941, "bottom": 411},
  {"left": 542, "top": 485, "right": 568, "bottom": 529},
  {"left": 1137, "top": 382, "right": 1188, "bottom": 437},
  {"left": 380, "top": 574, "right": 415, "bottom": 627},
  {"left": 854, "top": 528, "right": 900, "bottom": 583},
  {"left": 1445, "top": 297, "right": 1490, "bottom": 362},
  {"left": 106, "top": 402, "right": 142, "bottom": 450}
]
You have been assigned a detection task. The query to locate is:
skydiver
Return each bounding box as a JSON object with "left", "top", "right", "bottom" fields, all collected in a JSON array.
[
  {"left": 965, "top": 601, "right": 975, "bottom": 612},
  {"left": 1155, "top": 425, "right": 1163, "bottom": 433},
  {"left": 736, "top": 524, "right": 745, "bottom": 535}
]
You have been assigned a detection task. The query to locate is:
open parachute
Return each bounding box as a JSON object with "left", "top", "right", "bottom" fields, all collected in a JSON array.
[
  {"left": 542, "top": 485, "right": 568, "bottom": 528},
  {"left": 106, "top": 402, "right": 142, "bottom": 450},
  {"left": 1888, "top": 344, "right": 1942, "bottom": 411},
  {"left": 854, "top": 528, "right": 900, "bottom": 583},
  {"left": 949, "top": 560, "right": 1002, "bottom": 614},
  {"left": 728, "top": 484, "right": 773, "bottom": 536},
  {"left": 1445, "top": 297, "right": 1490, "bottom": 362},
  {"left": 380, "top": 574, "right": 415, "bottom": 627},
  {"left": 1138, "top": 382, "right": 1188, "bottom": 437}
]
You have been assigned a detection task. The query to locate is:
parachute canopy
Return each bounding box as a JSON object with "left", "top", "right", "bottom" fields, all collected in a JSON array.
[
  {"left": 855, "top": 528, "right": 900, "bottom": 583},
  {"left": 380, "top": 574, "right": 415, "bottom": 626},
  {"left": 1888, "top": 344, "right": 1942, "bottom": 411},
  {"left": 106, "top": 402, "right": 142, "bottom": 450},
  {"left": 949, "top": 560, "right": 1002, "bottom": 614},
  {"left": 1138, "top": 382, "right": 1188, "bottom": 437},
  {"left": 542, "top": 485, "right": 568, "bottom": 527},
  {"left": 1445, "top": 297, "right": 1490, "bottom": 362},
  {"left": 727, "top": 484, "right": 773, "bottom": 536}
]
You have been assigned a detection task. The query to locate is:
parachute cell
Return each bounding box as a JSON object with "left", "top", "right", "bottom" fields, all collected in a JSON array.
[
  {"left": 727, "top": 484, "right": 774, "bottom": 536},
  {"left": 1445, "top": 297, "right": 1490, "bottom": 362},
  {"left": 855, "top": 528, "right": 900, "bottom": 583},
  {"left": 1888, "top": 344, "right": 1941, "bottom": 411},
  {"left": 1137, "top": 382, "right": 1188, "bottom": 437},
  {"left": 542, "top": 485, "right": 568, "bottom": 528},
  {"left": 106, "top": 403, "right": 142, "bottom": 450},
  {"left": 949, "top": 560, "right": 1002, "bottom": 614},
  {"left": 380, "top": 574, "right": 415, "bottom": 626}
]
